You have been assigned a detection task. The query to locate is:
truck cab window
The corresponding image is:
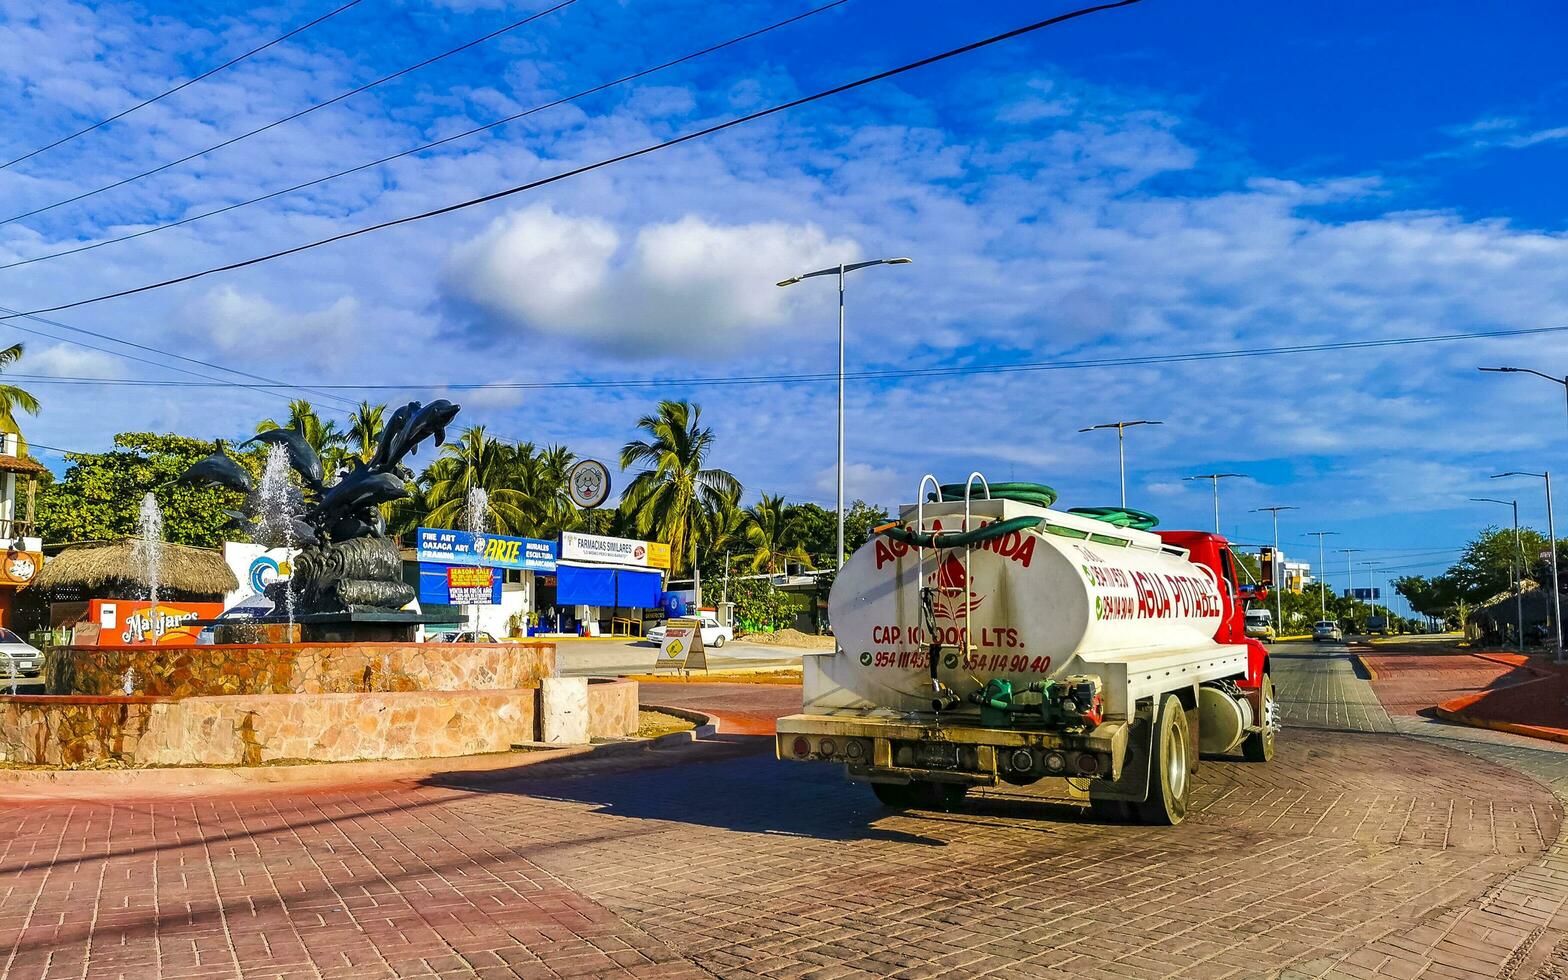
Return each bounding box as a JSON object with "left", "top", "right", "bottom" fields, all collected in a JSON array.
[{"left": 1219, "top": 548, "right": 1239, "bottom": 596}]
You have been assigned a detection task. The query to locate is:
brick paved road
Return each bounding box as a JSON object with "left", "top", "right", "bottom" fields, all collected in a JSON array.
[{"left": 1, "top": 642, "right": 1565, "bottom": 980}]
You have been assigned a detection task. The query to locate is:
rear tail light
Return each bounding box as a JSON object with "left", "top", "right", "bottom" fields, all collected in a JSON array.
[
  {"left": 1009, "top": 749, "right": 1034, "bottom": 772},
  {"left": 844, "top": 739, "right": 864, "bottom": 760},
  {"left": 1076, "top": 753, "right": 1100, "bottom": 775},
  {"left": 1043, "top": 751, "right": 1067, "bottom": 773},
  {"left": 792, "top": 736, "right": 810, "bottom": 758},
  {"left": 818, "top": 738, "right": 837, "bottom": 758}
]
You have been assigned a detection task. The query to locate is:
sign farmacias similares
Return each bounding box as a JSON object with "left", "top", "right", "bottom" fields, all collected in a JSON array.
[{"left": 559, "top": 531, "right": 671, "bottom": 570}]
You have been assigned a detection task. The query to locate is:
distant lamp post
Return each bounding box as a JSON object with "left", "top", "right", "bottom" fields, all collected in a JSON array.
[
  {"left": 1361, "top": 560, "right": 1383, "bottom": 624},
  {"left": 1471, "top": 496, "right": 1524, "bottom": 654},
  {"left": 777, "top": 257, "right": 912, "bottom": 568},
  {"left": 1185, "top": 473, "right": 1248, "bottom": 535},
  {"left": 1078, "top": 420, "right": 1163, "bottom": 508},
  {"left": 1304, "top": 531, "right": 1338, "bottom": 617},
  {"left": 1252, "top": 506, "right": 1298, "bottom": 631},
  {"left": 1479, "top": 367, "right": 1568, "bottom": 444},
  {"left": 1338, "top": 547, "right": 1362, "bottom": 622},
  {"left": 1493, "top": 470, "right": 1564, "bottom": 662}
]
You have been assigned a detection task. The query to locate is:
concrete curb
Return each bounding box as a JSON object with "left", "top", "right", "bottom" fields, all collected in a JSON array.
[
  {"left": 0, "top": 708, "right": 722, "bottom": 800},
  {"left": 640, "top": 704, "right": 721, "bottom": 740},
  {"left": 1431, "top": 706, "right": 1568, "bottom": 746},
  {"left": 1352, "top": 653, "right": 1378, "bottom": 681}
]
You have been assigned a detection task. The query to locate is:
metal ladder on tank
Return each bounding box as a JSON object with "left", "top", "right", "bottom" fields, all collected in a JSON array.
[{"left": 913, "top": 472, "right": 990, "bottom": 706}]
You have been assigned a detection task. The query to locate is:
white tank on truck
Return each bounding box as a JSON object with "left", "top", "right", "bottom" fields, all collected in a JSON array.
[{"left": 776, "top": 476, "right": 1278, "bottom": 825}]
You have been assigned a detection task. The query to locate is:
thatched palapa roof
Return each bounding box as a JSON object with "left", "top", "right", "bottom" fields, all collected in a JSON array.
[{"left": 31, "top": 539, "right": 239, "bottom": 596}]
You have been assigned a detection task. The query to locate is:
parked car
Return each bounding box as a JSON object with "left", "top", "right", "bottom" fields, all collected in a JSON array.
[
  {"left": 0, "top": 628, "right": 44, "bottom": 676},
  {"left": 1312, "top": 620, "right": 1344, "bottom": 643},
  {"left": 646, "top": 613, "right": 732, "bottom": 648},
  {"left": 430, "top": 631, "right": 498, "bottom": 643},
  {"left": 197, "top": 594, "right": 275, "bottom": 644},
  {"left": 1243, "top": 608, "right": 1275, "bottom": 643}
]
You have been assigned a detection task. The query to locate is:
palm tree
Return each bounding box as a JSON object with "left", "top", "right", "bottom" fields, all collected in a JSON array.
[
  {"left": 0, "top": 343, "right": 41, "bottom": 433},
  {"left": 743, "top": 493, "right": 815, "bottom": 574},
  {"left": 420, "top": 426, "right": 531, "bottom": 534},
  {"left": 619, "top": 400, "right": 740, "bottom": 576},
  {"left": 511, "top": 442, "right": 582, "bottom": 537},
  {"left": 348, "top": 401, "right": 386, "bottom": 463},
  {"left": 257, "top": 399, "right": 351, "bottom": 474}
]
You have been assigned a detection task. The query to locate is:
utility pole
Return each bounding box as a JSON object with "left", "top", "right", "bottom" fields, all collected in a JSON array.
[
  {"left": 1078, "top": 420, "right": 1163, "bottom": 508},
  {"left": 1494, "top": 471, "right": 1564, "bottom": 663},
  {"left": 1362, "top": 560, "right": 1382, "bottom": 624},
  {"left": 1252, "top": 506, "right": 1298, "bottom": 632},
  {"left": 1338, "top": 547, "right": 1361, "bottom": 628},
  {"left": 1305, "top": 531, "right": 1338, "bottom": 618},
  {"left": 778, "top": 257, "right": 912, "bottom": 569},
  {"left": 1185, "top": 473, "right": 1248, "bottom": 535},
  {"left": 1472, "top": 497, "right": 1523, "bottom": 654}
]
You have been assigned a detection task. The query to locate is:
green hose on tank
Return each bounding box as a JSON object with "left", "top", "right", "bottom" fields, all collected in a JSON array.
[
  {"left": 1067, "top": 506, "right": 1160, "bottom": 530},
  {"left": 930, "top": 481, "right": 1059, "bottom": 509}
]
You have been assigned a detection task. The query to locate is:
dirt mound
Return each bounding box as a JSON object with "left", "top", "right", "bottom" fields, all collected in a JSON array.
[{"left": 741, "top": 628, "right": 836, "bottom": 650}]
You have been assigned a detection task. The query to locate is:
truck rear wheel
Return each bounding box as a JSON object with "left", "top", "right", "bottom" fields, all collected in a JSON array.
[
  {"left": 870, "top": 781, "right": 967, "bottom": 811},
  {"left": 1137, "top": 694, "right": 1191, "bottom": 826},
  {"left": 1242, "top": 673, "right": 1277, "bottom": 763}
]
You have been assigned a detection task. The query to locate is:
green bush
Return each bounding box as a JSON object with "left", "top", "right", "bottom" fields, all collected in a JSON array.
[{"left": 732, "top": 577, "right": 794, "bottom": 633}]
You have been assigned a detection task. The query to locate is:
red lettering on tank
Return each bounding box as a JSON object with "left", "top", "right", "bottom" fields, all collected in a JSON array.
[{"left": 874, "top": 539, "right": 896, "bottom": 569}]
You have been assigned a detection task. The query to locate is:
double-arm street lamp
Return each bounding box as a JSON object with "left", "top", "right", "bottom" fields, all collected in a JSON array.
[
  {"left": 1492, "top": 470, "right": 1564, "bottom": 662},
  {"left": 1078, "top": 420, "right": 1163, "bottom": 508},
  {"left": 1252, "top": 505, "right": 1298, "bottom": 631},
  {"left": 1304, "top": 531, "right": 1338, "bottom": 617},
  {"left": 777, "top": 257, "right": 912, "bottom": 568},
  {"left": 1471, "top": 496, "right": 1524, "bottom": 654},
  {"left": 1185, "top": 472, "right": 1248, "bottom": 535}
]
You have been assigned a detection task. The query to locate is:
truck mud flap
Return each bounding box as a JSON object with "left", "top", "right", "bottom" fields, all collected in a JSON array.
[{"left": 1088, "top": 703, "right": 1155, "bottom": 804}]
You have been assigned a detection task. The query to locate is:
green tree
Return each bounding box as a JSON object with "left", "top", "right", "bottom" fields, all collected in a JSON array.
[
  {"left": 1443, "top": 525, "right": 1547, "bottom": 602},
  {"left": 348, "top": 401, "right": 386, "bottom": 463},
  {"left": 730, "top": 576, "right": 796, "bottom": 633},
  {"left": 618, "top": 400, "right": 740, "bottom": 576},
  {"left": 844, "top": 499, "right": 892, "bottom": 557},
  {"left": 419, "top": 426, "right": 531, "bottom": 534},
  {"left": 35, "top": 433, "right": 255, "bottom": 547},
  {"left": 0, "top": 343, "right": 41, "bottom": 432},
  {"left": 744, "top": 494, "right": 814, "bottom": 573},
  {"left": 510, "top": 442, "right": 582, "bottom": 537},
  {"left": 257, "top": 399, "right": 351, "bottom": 475}
]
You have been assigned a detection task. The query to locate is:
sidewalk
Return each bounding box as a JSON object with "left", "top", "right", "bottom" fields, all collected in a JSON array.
[{"left": 1360, "top": 642, "right": 1568, "bottom": 745}]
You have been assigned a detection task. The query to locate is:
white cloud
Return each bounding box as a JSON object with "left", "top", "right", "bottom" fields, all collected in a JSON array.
[
  {"left": 176, "top": 286, "right": 360, "bottom": 363},
  {"left": 23, "top": 343, "right": 122, "bottom": 378},
  {"left": 442, "top": 205, "right": 859, "bottom": 356}
]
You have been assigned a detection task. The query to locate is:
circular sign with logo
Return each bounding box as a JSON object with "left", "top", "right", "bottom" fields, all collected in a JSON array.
[
  {"left": 248, "top": 555, "right": 280, "bottom": 593},
  {"left": 568, "top": 459, "right": 612, "bottom": 509}
]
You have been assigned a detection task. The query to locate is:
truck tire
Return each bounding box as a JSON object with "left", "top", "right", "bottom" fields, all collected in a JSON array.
[
  {"left": 1137, "top": 694, "right": 1191, "bottom": 826},
  {"left": 1242, "top": 674, "right": 1277, "bottom": 763},
  {"left": 871, "top": 782, "right": 919, "bottom": 809}
]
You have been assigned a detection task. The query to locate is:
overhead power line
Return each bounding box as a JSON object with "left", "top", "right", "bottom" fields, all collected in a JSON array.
[
  {"left": 1, "top": 0, "right": 368, "bottom": 171},
  {"left": 0, "top": 0, "right": 849, "bottom": 271},
  {"left": 0, "top": 0, "right": 1146, "bottom": 319},
  {"left": 1, "top": 0, "right": 578, "bottom": 226},
  {"left": 0, "top": 322, "right": 1557, "bottom": 391}
]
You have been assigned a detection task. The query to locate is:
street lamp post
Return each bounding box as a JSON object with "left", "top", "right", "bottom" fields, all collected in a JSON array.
[
  {"left": 1305, "top": 531, "right": 1338, "bottom": 617},
  {"left": 1471, "top": 496, "right": 1524, "bottom": 654},
  {"left": 1252, "top": 506, "right": 1298, "bottom": 632},
  {"left": 1185, "top": 473, "right": 1248, "bottom": 535},
  {"left": 1479, "top": 367, "right": 1568, "bottom": 445},
  {"left": 1493, "top": 470, "right": 1564, "bottom": 663},
  {"left": 1078, "top": 420, "right": 1164, "bottom": 508},
  {"left": 1361, "top": 560, "right": 1382, "bottom": 623},
  {"left": 778, "top": 257, "right": 912, "bottom": 568},
  {"left": 1338, "top": 547, "right": 1361, "bottom": 627}
]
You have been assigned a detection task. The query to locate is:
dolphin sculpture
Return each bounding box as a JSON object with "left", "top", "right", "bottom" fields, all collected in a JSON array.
[
  {"left": 175, "top": 439, "right": 253, "bottom": 494},
  {"left": 369, "top": 401, "right": 419, "bottom": 471},
  {"left": 317, "top": 471, "right": 409, "bottom": 522},
  {"left": 244, "top": 423, "right": 325, "bottom": 491}
]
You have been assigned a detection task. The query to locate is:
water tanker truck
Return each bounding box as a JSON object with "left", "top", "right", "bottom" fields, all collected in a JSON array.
[{"left": 775, "top": 476, "right": 1277, "bottom": 825}]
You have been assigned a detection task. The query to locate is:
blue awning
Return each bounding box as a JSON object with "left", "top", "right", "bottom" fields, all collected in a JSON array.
[{"left": 555, "top": 564, "right": 663, "bottom": 608}]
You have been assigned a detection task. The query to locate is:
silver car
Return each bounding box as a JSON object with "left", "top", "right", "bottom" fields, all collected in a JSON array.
[
  {"left": 0, "top": 627, "right": 44, "bottom": 676},
  {"left": 1312, "top": 620, "right": 1344, "bottom": 643}
]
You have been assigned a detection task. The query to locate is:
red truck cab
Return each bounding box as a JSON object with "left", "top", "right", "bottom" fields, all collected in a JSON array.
[{"left": 1158, "top": 530, "right": 1270, "bottom": 689}]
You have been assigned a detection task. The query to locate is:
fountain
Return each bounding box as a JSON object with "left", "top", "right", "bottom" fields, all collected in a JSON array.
[
  {"left": 179, "top": 398, "right": 462, "bottom": 642},
  {"left": 131, "top": 491, "right": 164, "bottom": 639},
  {"left": 465, "top": 486, "right": 489, "bottom": 639}
]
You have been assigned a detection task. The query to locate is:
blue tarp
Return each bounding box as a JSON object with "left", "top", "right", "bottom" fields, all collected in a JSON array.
[{"left": 555, "top": 564, "right": 662, "bottom": 608}]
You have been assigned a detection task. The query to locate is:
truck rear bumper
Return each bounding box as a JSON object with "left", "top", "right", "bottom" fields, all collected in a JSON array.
[{"left": 776, "top": 712, "right": 1129, "bottom": 785}]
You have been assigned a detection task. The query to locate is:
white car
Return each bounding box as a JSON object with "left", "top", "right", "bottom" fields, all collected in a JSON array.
[
  {"left": 0, "top": 628, "right": 44, "bottom": 676},
  {"left": 646, "top": 614, "right": 732, "bottom": 648}
]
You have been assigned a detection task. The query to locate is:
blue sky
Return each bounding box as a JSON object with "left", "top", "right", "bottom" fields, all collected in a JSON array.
[{"left": 1, "top": 0, "right": 1567, "bottom": 607}]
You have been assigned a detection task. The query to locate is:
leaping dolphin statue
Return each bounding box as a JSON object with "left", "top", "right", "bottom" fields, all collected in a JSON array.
[
  {"left": 243, "top": 423, "right": 325, "bottom": 491},
  {"left": 175, "top": 439, "right": 253, "bottom": 494}
]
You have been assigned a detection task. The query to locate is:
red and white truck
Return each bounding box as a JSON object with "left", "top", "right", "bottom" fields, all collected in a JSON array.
[{"left": 775, "top": 477, "right": 1276, "bottom": 825}]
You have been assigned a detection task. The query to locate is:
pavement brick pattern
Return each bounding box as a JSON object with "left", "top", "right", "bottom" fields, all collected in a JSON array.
[{"left": 1, "top": 644, "right": 1565, "bottom": 980}]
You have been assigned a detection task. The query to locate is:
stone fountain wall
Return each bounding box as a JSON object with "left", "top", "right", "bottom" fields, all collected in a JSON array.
[
  {"left": 45, "top": 641, "right": 555, "bottom": 697},
  {"left": 0, "top": 641, "right": 642, "bottom": 768}
]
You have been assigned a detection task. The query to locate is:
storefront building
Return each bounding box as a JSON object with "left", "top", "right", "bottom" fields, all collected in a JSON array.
[
  {"left": 553, "top": 532, "right": 670, "bottom": 636},
  {"left": 413, "top": 527, "right": 557, "bottom": 637}
]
